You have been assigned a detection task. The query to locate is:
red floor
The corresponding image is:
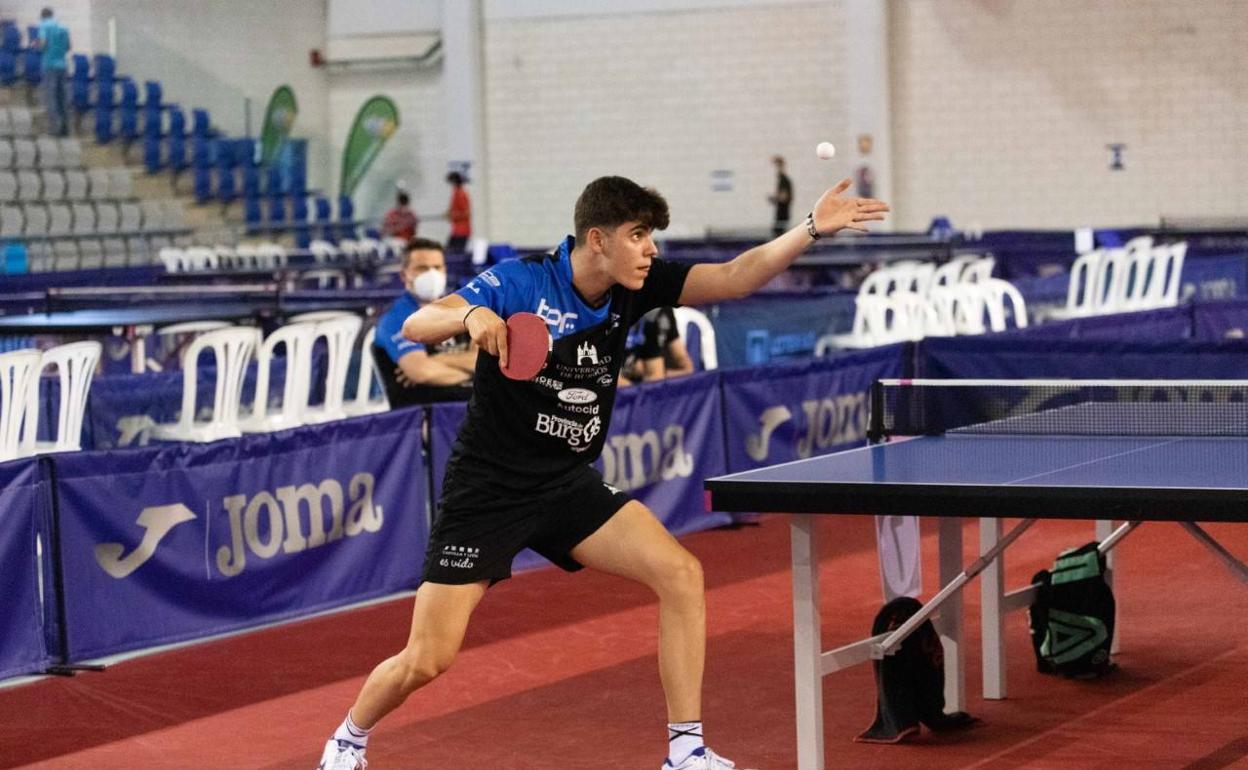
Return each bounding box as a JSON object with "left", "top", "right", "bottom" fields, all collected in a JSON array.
[{"left": 5, "top": 514, "right": 1248, "bottom": 769}]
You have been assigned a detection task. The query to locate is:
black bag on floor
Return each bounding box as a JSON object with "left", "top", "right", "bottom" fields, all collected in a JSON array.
[
  {"left": 1029, "top": 541, "right": 1116, "bottom": 679},
  {"left": 856, "top": 596, "right": 978, "bottom": 743}
]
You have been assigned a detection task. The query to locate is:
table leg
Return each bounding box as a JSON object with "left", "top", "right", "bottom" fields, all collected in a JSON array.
[
  {"left": 792, "top": 514, "right": 825, "bottom": 770},
  {"left": 980, "top": 517, "right": 1006, "bottom": 699},
  {"left": 935, "top": 516, "right": 964, "bottom": 712},
  {"left": 1095, "top": 519, "right": 1119, "bottom": 654}
]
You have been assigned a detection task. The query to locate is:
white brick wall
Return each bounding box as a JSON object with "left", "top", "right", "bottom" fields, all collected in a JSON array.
[
  {"left": 484, "top": 1, "right": 848, "bottom": 246},
  {"left": 891, "top": 0, "right": 1248, "bottom": 231}
]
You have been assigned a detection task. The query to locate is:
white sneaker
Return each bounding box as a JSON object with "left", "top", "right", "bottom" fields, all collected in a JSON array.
[
  {"left": 318, "top": 739, "right": 368, "bottom": 770},
  {"left": 663, "top": 747, "right": 757, "bottom": 770}
]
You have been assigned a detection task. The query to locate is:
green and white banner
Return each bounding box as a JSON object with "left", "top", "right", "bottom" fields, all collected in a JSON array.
[
  {"left": 259, "top": 85, "right": 298, "bottom": 166},
  {"left": 339, "top": 95, "right": 400, "bottom": 198}
]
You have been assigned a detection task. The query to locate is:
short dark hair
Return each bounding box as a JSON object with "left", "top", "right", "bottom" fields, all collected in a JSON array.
[
  {"left": 445, "top": 171, "right": 465, "bottom": 185},
  {"left": 406, "top": 237, "right": 443, "bottom": 255},
  {"left": 396, "top": 191, "right": 410, "bottom": 206},
  {"left": 41, "top": 7, "right": 53, "bottom": 18},
  {"left": 574, "top": 176, "right": 670, "bottom": 241}
]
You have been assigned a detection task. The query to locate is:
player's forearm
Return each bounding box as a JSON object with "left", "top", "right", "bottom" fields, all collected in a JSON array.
[
  {"left": 402, "top": 300, "right": 471, "bottom": 345},
  {"left": 720, "top": 226, "right": 814, "bottom": 297},
  {"left": 438, "top": 349, "right": 479, "bottom": 372},
  {"left": 408, "top": 359, "right": 471, "bottom": 386}
]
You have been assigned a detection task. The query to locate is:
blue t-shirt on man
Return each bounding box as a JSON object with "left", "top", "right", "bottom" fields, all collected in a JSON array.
[{"left": 38, "top": 19, "right": 71, "bottom": 71}]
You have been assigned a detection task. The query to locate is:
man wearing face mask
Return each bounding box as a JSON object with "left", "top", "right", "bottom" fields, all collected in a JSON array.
[{"left": 372, "top": 238, "right": 476, "bottom": 405}]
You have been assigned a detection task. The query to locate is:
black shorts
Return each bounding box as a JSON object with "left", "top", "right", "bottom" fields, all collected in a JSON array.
[{"left": 422, "top": 465, "right": 632, "bottom": 585}]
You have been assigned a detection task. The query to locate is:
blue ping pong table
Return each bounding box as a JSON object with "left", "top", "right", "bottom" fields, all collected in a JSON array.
[{"left": 706, "top": 386, "right": 1248, "bottom": 770}]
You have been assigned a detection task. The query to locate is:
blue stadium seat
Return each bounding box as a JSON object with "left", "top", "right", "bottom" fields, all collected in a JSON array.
[
  {"left": 243, "top": 195, "right": 262, "bottom": 231},
  {"left": 0, "top": 23, "right": 19, "bottom": 54},
  {"left": 216, "top": 167, "right": 237, "bottom": 203},
  {"left": 117, "top": 79, "right": 140, "bottom": 145},
  {"left": 267, "top": 195, "right": 287, "bottom": 225},
  {"left": 313, "top": 196, "right": 331, "bottom": 223},
  {"left": 233, "top": 138, "right": 256, "bottom": 167},
  {"left": 143, "top": 81, "right": 163, "bottom": 138},
  {"left": 21, "top": 49, "right": 41, "bottom": 86},
  {"left": 264, "top": 164, "right": 283, "bottom": 195},
  {"left": 94, "top": 106, "right": 114, "bottom": 144},
  {"left": 93, "top": 55, "right": 115, "bottom": 107},
  {"left": 291, "top": 195, "right": 308, "bottom": 222},
  {"left": 192, "top": 108, "right": 211, "bottom": 139},
  {"left": 0, "top": 51, "right": 16, "bottom": 87},
  {"left": 71, "top": 54, "right": 91, "bottom": 113},
  {"left": 191, "top": 136, "right": 213, "bottom": 168},
  {"left": 337, "top": 196, "right": 355, "bottom": 239},
  {"left": 242, "top": 165, "right": 259, "bottom": 197},
  {"left": 25, "top": 26, "right": 38, "bottom": 48},
  {"left": 143, "top": 135, "right": 163, "bottom": 174},
  {"left": 193, "top": 166, "right": 214, "bottom": 203},
  {"left": 168, "top": 133, "right": 188, "bottom": 173},
  {"left": 168, "top": 107, "right": 186, "bottom": 138}
]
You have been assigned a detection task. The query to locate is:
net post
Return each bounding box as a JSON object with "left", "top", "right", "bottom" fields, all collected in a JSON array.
[{"left": 868, "top": 379, "right": 885, "bottom": 444}]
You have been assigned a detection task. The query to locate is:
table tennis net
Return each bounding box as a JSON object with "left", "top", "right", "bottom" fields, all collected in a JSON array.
[{"left": 872, "top": 380, "right": 1248, "bottom": 439}]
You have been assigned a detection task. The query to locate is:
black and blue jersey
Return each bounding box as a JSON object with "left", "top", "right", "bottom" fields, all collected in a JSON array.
[{"left": 449, "top": 236, "right": 690, "bottom": 491}]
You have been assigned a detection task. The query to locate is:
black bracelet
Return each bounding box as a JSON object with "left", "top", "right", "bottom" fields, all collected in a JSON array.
[
  {"left": 805, "top": 212, "right": 821, "bottom": 241},
  {"left": 462, "top": 305, "right": 484, "bottom": 328}
]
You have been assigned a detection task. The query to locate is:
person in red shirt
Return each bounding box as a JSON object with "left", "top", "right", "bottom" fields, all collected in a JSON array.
[
  {"left": 444, "top": 172, "right": 471, "bottom": 253},
  {"left": 382, "top": 192, "right": 419, "bottom": 241}
]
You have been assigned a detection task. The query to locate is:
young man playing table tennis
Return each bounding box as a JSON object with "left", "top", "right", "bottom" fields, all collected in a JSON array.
[{"left": 317, "top": 175, "right": 888, "bottom": 770}]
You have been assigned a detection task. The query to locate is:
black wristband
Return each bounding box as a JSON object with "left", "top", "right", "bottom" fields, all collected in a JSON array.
[
  {"left": 805, "top": 212, "right": 821, "bottom": 241},
  {"left": 462, "top": 305, "right": 484, "bottom": 328}
]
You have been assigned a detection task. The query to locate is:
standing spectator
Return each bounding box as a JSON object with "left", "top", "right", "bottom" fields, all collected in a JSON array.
[
  {"left": 35, "top": 7, "right": 71, "bottom": 137},
  {"left": 382, "top": 191, "right": 419, "bottom": 241},
  {"left": 444, "top": 171, "right": 471, "bottom": 254},
  {"left": 767, "top": 155, "right": 792, "bottom": 237}
]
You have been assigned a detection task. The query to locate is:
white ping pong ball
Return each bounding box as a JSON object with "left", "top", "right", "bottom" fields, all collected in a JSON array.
[{"left": 816, "top": 142, "right": 836, "bottom": 160}]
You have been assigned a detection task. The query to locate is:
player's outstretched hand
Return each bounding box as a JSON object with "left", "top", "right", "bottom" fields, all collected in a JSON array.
[
  {"left": 811, "top": 178, "right": 890, "bottom": 235},
  {"left": 464, "top": 306, "right": 510, "bottom": 368}
]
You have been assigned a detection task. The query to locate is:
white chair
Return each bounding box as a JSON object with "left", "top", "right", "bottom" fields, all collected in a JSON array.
[
  {"left": 1092, "top": 247, "right": 1131, "bottom": 313},
  {"left": 184, "top": 246, "right": 220, "bottom": 270},
  {"left": 34, "top": 341, "right": 101, "bottom": 453},
  {"left": 23, "top": 203, "right": 48, "bottom": 235},
  {"left": 0, "top": 138, "right": 11, "bottom": 168},
  {"left": 337, "top": 239, "right": 363, "bottom": 261},
  {"left": 9, "top": 108, "right": 33, "bottom": 137},
  {"left": 978, "top": 278, "right": 1029, "bottom": 332},
  {"left": 87, "top": 168, "right": 113, "bottom": 200},
  {"left": 255, "top": 243, "right": 287, "bottom": 269},
  {"left": 0, "top": 171, "right": 17, "bottom": 202},
  {"left": 95, "top": 202, "right": 120, "bottom": 233},
  {"left": 355, "top": 236, "right": 383, "bottom": 260},
  {"left": 470, "top": 237, "right": 490, "bottom": 266},
  {"left": 344, "top": 327, "right": 390, "bottom": 417},
  {"left": 302, "top": 315, "right": 363, "bottom": 424},
  {"left": 1147, "top": 241, "right": 1186, "bottom": 309},
  {"left": 151, "top": 328, "right": 259, "bottom": 443},
  {"left": 382, "top": 236, "right": 408, "bottom": 261},
  {"left": 238, "top": 322, "right": 317, "bottom": 433},
  {"left": 961, "top": 256, "right": 996, "bottom": 284},
  {"left": 213, "top": 244, "right": 238, "bottom": 268},
  {"left": 70, "top": 201, "right": 95, "bottom": 235},
  {"left": 1048, "top": 249, "right": 1104, "bottom": 320},
  {"left": 109, "top": 168, "right": 133, "bottom": 199},
  {"left": 117, "top": 202, "right": 142, "bottom": 231},
  {"left": 36, "top": 136, "right": 61, "bottom": 168},
  {"left": 0, "top": 349, "right": 41, "bottom": 461},
  {"left": 309, "top": 239, "right": 338, "bottom": 263},
  {"left": 287, "top": 310, "right": 355, "bottom": 324},
  {"left": 950, "top": 284, "right": 991, "bottom": 335},
  {"left": 672, "top": 306, "right": 718, "bottom": 370},
  {"left": 158, "top": 247, "right": 189, "bottom": 272},
  {"left": 1117, "top": 236, "right": 1156, "bottom": 310},
  {"left": 16, "top": 169, "right": 40, "bottom": 202},
  {"left": 147, "top": 320, "right": 233, "bottom": 372},
  {"left": 46, "top": 203, "right": 72, "bottom": 236},
  {"left": 12, "top": 138, "right": 36, "bottom": 168}
]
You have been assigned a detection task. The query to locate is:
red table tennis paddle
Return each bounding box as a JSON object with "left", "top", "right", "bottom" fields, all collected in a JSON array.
[{"left": 500, "top": 311, "right": 551, "bottom": 380}]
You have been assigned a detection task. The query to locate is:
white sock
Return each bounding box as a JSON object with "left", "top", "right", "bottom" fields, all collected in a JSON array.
[
  {"left": 667, "top": 721, "right": 704, "bottom": 765},
  {"left": 332, "top": 711, "right": 372, "bottom": 749}
]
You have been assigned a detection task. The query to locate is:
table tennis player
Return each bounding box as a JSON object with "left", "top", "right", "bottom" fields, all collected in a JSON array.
[{"left": 316, "top": 174, "right": 888, "bottom": 770}]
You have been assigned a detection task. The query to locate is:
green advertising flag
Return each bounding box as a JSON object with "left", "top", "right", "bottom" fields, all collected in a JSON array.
[
  {"left": 339, "top": 95, "right": 400, "bottom": 199},
  {"left": 259, "top": 85, "right": 298, "bottom": 166}
]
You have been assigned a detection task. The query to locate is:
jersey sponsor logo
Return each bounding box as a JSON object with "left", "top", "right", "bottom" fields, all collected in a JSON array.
[
  {"left": 465, "top": 269, "right": 501, "bottom": 294},
  {"left": 537, "top": 297, "right": 578, "bottom": 334},
  {"left": 439, "top": 545, "right": 480, "bottom": 570},
  {"left": 558, "top": 387, "right": 597, "bottom": 404},
  {"left": 534, "top": 374, "right": 564, "bottom": 390},
  {"left": 600, "top": 424, "right": 695, "bottom": 492},
  {"left": 535, "top": 412, "right": 602, "bottom": 451},
  {"left": 576, "top": 341, "right": 599, "bottom": 365}
]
